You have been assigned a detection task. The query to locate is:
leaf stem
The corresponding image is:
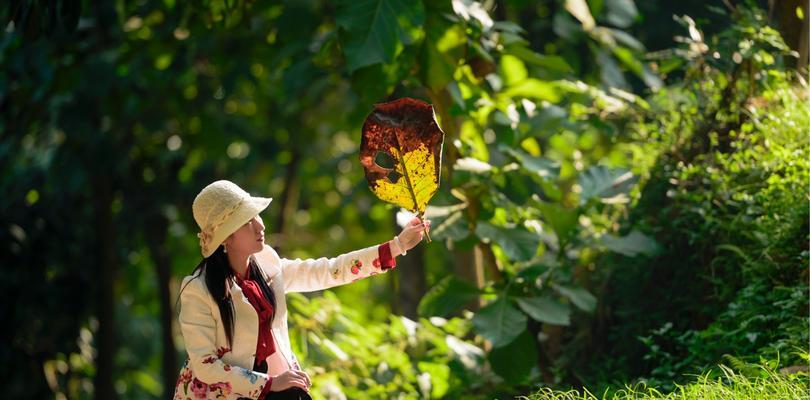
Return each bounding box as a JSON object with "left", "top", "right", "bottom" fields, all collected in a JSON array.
[{"left": 393, "top": 131, "right": 431, "bottom": 243}]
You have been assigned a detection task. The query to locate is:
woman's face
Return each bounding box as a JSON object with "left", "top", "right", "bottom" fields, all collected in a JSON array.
[{"left": 225, "top": 214, "right": 265, "bottom": 255}]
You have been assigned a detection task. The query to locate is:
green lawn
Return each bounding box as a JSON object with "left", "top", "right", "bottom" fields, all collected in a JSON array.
[{"left": 522, "top": 366, "right": 809, "bottom": 400}]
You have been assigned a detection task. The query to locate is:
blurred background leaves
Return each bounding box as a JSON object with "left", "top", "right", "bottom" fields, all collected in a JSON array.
[{"left": 1, "top": 0, "right": 807, "bottom": 399}]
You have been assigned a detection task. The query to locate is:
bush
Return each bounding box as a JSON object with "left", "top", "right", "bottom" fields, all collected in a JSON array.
[
  {"left": 286, "top": 291, "right": 500, "bottom": 399},
  {"left": 577, "top": 6, "right": 808, "bottom": 391}
]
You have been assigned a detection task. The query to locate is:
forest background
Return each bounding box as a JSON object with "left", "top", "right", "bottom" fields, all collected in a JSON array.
[{"left": 2, "top": 0, "right": 808, "bottom": 399}]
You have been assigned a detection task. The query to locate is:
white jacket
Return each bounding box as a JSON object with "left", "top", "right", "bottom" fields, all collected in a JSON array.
[{"left": 173, "top": 242, "right": 396, "bottom": 399}]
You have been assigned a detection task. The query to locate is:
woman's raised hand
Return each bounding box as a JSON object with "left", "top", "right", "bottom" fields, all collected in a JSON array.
[
  {"left": 269, "top": 369, "right": 311, "bottom": 392},
  {"left": 395, "top": 217, "right": 431, "bottom": 255}
]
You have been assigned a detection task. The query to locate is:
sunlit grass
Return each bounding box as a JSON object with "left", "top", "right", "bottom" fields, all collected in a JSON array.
[{"left": 520, "top": 365, "right": 809, "bottom": 400}]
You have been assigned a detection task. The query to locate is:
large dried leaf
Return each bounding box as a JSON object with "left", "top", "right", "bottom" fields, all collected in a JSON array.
[{"left": 360, "top": 98, "right": 445, "bottom": 217}]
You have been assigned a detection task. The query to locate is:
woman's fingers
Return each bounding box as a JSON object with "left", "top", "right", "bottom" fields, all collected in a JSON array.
[
  {"left": 299, "top": 371, "right": 311, "bottom": 387},
  {"left": 279, "top": 371, "right": 310, "bottom": 390},
  {"left": 293, "top": 370, "right": 311, "bottom": 387},
  {"left": 398, "top": 218, "right": 432, "bottom": 250},
  {"left": 287, "top": 374, "right": 307, "bottom": 387},
  {"left": 290, "top": 378, "right": 308, "bottom": 390}
]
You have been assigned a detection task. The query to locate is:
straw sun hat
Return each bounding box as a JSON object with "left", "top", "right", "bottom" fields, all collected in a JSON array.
[{"left": 192, "top": 180, "right": 273, "bottom": 258}]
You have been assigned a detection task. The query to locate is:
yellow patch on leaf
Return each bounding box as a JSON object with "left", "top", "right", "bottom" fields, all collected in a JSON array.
[{"left": 371, "top": 144, "right": 439, "bottom": 213}]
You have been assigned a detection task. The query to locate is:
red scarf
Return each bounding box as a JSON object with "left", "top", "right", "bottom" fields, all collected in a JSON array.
[{"left": 235, "top": 269, "right": 276, "bottom": 360}]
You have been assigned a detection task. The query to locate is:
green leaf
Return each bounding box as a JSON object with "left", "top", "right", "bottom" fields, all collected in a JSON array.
[
  {"left": 335, "top": 0, "right": 425, "bottom": 72},
  {"left": 501, "top": 78, "right": 563, "bottom": 103},
  {"left": 472, "top": 296, "right": 527, "bottom": 347},
  {"left": 607, "top": 28, "right": 645, "bottom": 51},
  {"left": 131, "top": 370, "right": 161, "bottom": 395},
  {"left": 597, "top": 49, "right": 630, "bottom": 89},
  {"left": 578, "top": 165, "right": 637, "bottom": 205},
  {"left": 493, "top": 20, "right": 526, "bottom": 34},
  {"left": 506, "top": 45, "right": 574, "bottom": 74},
  {"left": 537, "top": 202, "right": 578, "bottom": 244},
  {"left": 611, "top": 46, "right": 663, "bottom": 90},
  {"left": 417, "top": 361, "right": 450, "bottom": 398},
  {"left": 425, "top": 206, "right": 470, "bottom": 241},
  {"left": 552, "top": 284, "right": 597, "bottom": 313},
  {"left": 553, "top": 11, "right": 581, "bottom": 40},
  {"left": 600, "top": 229, "right": 660, "bottom": 257},
  {"left": 420, "top": 13, "right": 466, "bottom": 91},
  {"left": 488, "top": 329, "right": 537, "bottom": 382},
  {"left": 475, "top": 221, "right": 540, "bottom": 262},
  {"left": 418, "top": 276, "right": 480, "bottom": 317},
  {"left": 500, "top": 54, "right": 528, "bottom": 86},
  {"left": 604, "top": 0, "right": 638, "bottom": 28},
  {"left": 516, "top": 296, "right": 571, "bottom": 326},
  {"left": 349, "top": 63, "right": 399, "bottom": 106},
  {"left": 639, "top": 63, "right": 664, "bottom": 91},
  {"left": 502, "top": 146, "right": 561, "bottom": 179},
  {"left": 154, "top": 53, "right": 173, "bottom": 70}
]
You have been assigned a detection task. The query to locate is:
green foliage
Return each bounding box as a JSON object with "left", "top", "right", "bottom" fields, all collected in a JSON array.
[
  {"left": 285, "top": 291, "right": 497, "bottom": 399},
  {"left": 516, "top": 296, "right": 571, "bottom": 326},
  {"left": 409, "top": 0, "right": 663, "bottom": 383},
  {"left": 418, "top": 276, "right": 481, "bottom": 318},
  {"left": 472, "top": 296, "right": 528, "bottom": 348},
  {"left": 335, "top": 0, "right": 425, "bottom": 72},
  {"left": 3, "top": 0, "right": 806, "bottom": 398},
  {"left": 523, "top": 360, "right": 810, "bottom": 399},
  {"left": 578, "top": 5, "right": 809, "bottom": 391}
]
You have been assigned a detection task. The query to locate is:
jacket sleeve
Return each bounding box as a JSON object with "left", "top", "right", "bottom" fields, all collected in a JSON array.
[
  {"left": 276, "top": 241, "right": 398, "bottom": 293},
  {"left": 177, "top": 276, "right": 269, "bottom": 399}
]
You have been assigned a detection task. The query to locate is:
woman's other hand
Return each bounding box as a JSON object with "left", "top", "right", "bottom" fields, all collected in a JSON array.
[
  {"left": 394, "top": 217, "right": 431, "bottom": 255},
  {"left": 269, "top": 369, "right": 311, "bottom": 392}
]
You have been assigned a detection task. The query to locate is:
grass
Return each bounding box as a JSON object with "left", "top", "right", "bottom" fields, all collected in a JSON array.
[{"left": 519, "top": 365, "right": 809, "bottom": 400}]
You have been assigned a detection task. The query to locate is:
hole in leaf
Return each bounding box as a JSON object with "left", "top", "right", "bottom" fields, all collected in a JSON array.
[
  {"left": 387, "top": 170, "right": 402, "bottom": 183},
  {"left": 375, "top": 151, "right": 396, "bottom": 169}
]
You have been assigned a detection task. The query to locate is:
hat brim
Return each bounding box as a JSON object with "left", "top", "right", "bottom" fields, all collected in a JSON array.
[{"left": 202, "top": 196, "right": 273, "bottom": 258}]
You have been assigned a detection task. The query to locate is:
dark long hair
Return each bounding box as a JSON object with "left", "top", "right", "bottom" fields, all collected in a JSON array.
[{"left": 177, "top": 244, "right": 276, "bottom": 347}]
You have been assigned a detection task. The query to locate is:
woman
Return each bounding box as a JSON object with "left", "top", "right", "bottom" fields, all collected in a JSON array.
[{"left": 172, "top": 180, "right": 430, "bottom": 400}]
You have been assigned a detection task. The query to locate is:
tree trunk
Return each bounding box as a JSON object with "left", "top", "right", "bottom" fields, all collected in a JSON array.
[
  {"left": 92, "top": 3, "right": 119, "bottom": 397},
  {"left": 427, "top": 88, "right": 485, "bottom": 311},
  {"left": 528, "top": 319, "right": 556, "bottom": 384},
  {"left": 773, "top": 0, "right": 809, "bottom": 69},
  {"left": 394, "top": 212, "right": 427, "bottom": 319},
  {"left": 274, "top": 146, "right": 302, "bottom": 252},
  {"left": 453, "top": 245, "right": 485, "bottom": 311},
  {"left": 92, "top": 175, "right": 116, "bottom": 400},
  {"left": 146, "top": 214, "right": 177, "bottom": 397}
]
